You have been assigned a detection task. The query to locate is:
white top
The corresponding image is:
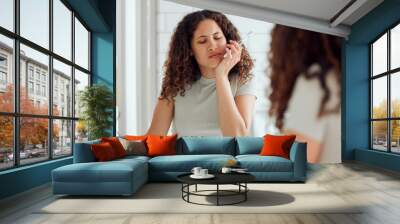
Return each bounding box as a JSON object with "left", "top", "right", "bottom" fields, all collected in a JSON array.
[
  {"left": 284, "top": 64, "right": 341, "bottom": 163},
  {"left": 172, "top": 75, "right": 257, "bottom": 137}
]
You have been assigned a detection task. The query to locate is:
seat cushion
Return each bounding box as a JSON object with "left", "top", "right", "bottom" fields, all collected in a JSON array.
[
  {"left": 148, "top": 154, "right": 235, "bottom": 172},
  {"left": 236, "top": 155, "right": 293, "bottom": 172},
  {"left": 52, "top": 158, "right": 147, "bottom": 183}
]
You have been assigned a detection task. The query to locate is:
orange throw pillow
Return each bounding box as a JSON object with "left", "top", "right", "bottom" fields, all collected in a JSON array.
[
  {"left": 101, "top": 137, "right": 127, "bottom": 158},
  {"left": 124, "top": 135, "right": 147, "bottom": 142},
  {"left": 260, "top": 134, "right": 296, "bottom": 159},
  {"left": 91, "top": 142, "right": 118, "bottom": 161},
  {"left": 146, "top": 134, "right": 177, "bottom": 157}
]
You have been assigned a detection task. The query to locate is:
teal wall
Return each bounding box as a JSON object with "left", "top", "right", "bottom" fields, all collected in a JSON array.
[
  {"left": 0, "top": 158, "right": 72, "bottom": 199},
  {"left": 344, "top": 0, "right": 400, "bottom": 171},
  {"left": 91, "top": 32, "right": 115, "bottom": 135},
  {"left": 0, "top": 0, "right": 116, "bottom": 200}
]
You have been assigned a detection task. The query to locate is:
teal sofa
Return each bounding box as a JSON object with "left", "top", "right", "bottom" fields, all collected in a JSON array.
[{"left": 52, "top": 136, "right": 307, "bottom": 196}]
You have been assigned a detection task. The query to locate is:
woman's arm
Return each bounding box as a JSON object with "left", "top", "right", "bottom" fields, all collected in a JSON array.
[
  {"left": 215, "top": 76, "right": 255, "bottom": 136},
  {"left": 214, "top": 40, "right": 255, "bottom": 136},
  {"left": 145, "top": 98, "right": 174, "bottom": 135}
]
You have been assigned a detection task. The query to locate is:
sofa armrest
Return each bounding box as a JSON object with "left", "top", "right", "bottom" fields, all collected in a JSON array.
[
  {"left": 289, "top": 141, "right": 307, "bottom": 181},
  {"left": 73, "top": 140, "right": 100, "bottom": 163}
]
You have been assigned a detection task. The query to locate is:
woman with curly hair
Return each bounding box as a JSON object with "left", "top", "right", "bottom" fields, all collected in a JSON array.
[
  {"left": 146, "top": 10, "right": 256, "bottom": 137},
  {"left": 268, "top": 24, "right": 342, "bottom": 163}
]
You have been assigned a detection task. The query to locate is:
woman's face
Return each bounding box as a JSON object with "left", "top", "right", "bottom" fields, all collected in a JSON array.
[{"left": 191, "top": 19, "right": 227, "bottom": 73}]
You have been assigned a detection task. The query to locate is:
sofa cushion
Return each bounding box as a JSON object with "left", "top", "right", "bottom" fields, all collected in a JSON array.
[
  {"left": 236, "top": 155, "right": 293, "bottom": 172},
  {"left": 52, "top": 158, "right": 148, "bottom": 183},
  {"left": 235, "top": 137, "right": 263, "bottom": 155},
  {"left": 148, "top": 154, "right": 235, "bottom": 172},
  {"left": 177, "top": 136, "right": 236, "bottom": 155}
]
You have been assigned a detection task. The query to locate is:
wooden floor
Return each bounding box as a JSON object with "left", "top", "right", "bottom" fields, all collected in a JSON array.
[{"left": 1, "top": 162, "right": 400, "bottom": 224}]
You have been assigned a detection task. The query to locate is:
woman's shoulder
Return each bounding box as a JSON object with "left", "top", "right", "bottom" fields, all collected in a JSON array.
[{"left": 231, "top": 74, "right": 257, "bottom": 98}]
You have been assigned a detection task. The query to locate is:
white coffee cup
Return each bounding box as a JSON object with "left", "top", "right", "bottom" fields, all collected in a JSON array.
[
  {"left": 200, "top": 169, "right": 208, "bottom": 176},
  {"left": 221, "top": 167, "right": 232, "bottom": 174},
  {"left": 191, "top": 167, "right": 202, "bottom": 176}
]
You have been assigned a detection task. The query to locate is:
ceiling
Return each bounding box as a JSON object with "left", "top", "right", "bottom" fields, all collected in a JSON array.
[
  {"left": 227, "top": 0, "right": 353, "bottom": 24},
  {"left": 168, "top": 0, "right": 384, "bottom": 38}
]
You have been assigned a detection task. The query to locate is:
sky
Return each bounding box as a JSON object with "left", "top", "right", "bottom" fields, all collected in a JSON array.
[{"left": 0, "top": 0, "right": 89, "bottom": 75}]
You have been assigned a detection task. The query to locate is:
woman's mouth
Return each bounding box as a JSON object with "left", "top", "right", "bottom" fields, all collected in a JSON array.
[{"left": 208, "top": 53, "right": 223, "bottom": 59}]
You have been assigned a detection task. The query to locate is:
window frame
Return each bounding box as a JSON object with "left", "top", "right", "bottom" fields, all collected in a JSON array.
[
  {"left": 0, "top": 0, "right": 92, "bottom": 171},
  {"left": 370, "top": 20, "right": 400, "bottom": 154}
]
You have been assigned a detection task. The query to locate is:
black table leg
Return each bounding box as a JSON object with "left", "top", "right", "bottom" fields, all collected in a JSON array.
[
  {"left": 217, "top": 184, "right": 219, "bottom": 206},
  {"left": 245, "top": 183, "right": 247, "bottom": 201}
]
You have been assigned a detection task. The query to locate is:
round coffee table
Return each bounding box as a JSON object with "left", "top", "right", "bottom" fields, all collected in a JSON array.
[{"left": 177, "top": 172, "right": 255, "bottom": 206}]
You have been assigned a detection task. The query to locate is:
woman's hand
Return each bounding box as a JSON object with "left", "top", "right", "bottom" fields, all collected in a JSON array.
[{"left": 215, "top": 40, "right": 242, "bottom": 79}]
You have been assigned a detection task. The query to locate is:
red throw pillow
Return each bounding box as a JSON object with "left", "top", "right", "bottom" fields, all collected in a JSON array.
[
  {"left": 146, "top": 134, "right": 177, "bottom": 157},
  {"left": 260, "top": 134, "right": 296, "bottom": 159},
  {"left": 101, "top": 137, "right": 127, "bottom": 158},
  {"left": 91, "top": 142, "right": 118, "bottom": 161}
]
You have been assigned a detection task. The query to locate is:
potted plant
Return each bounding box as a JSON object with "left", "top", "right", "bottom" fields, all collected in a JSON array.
[{"left": 79, "top": 84, "right": 114, "bottom": 140}]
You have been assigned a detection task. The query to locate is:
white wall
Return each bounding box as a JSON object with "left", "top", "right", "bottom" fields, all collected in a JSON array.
[{"left": 116, "top": 0, "right": 139, "bottom": 136}]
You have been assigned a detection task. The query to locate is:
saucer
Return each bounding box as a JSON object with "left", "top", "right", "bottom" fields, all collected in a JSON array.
[{"left": 190, "top": 174, "right": 215, "bottom": 179}]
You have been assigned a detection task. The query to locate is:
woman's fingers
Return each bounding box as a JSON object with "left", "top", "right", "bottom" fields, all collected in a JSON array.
[
  {"left": 230, "top": 40, "right": 241, "bottom": 51},
  {"left": 226, "top": 44, "right": 240, "bottom": 63}
]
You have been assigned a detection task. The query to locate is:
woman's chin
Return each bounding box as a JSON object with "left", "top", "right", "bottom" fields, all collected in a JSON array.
[{"left": 207, "top": 58, "right": 222, "bottom": 67}]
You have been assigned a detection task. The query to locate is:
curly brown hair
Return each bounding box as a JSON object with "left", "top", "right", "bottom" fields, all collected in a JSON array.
[
  {"left": 159, "top": 10, "right": 254, "bottom": 101},
  {"left": 268, "top": 25, "right": 342, "bottom": 130}
]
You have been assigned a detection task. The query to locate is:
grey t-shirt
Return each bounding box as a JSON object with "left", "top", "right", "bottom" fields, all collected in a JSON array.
[{"left": 172, "top": 75, "right": 257, "bottom": 137}]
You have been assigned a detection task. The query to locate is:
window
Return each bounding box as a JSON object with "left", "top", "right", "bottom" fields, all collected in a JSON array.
[
  {"left": 74, "top": 69, "right": 89, "bottom": 119},
  {"left": 0, "top": 54, "right": 8, "bottom": 86},
  {"left": 53, "top": 0, "right": 72, "bottom": 60},
  {"left": 0, "top": 71, "right": 6, "bottom": 85},
  {"left": 0, "top": 0, "right": 91, "bottom": 170},
  {"left": 75, "top": 18, "right": 89, "bottom": 70},
  {"left": 371, "top": 23, "right": 400, "bottom": 154},
  {"left": 28, "top": 67, "right": 34, "bottom": 80},
  {"left": 28, "top": 81, "right": 34, "bottom": 94},
  {"left": 53, "top": 59, "right": 72, "bottom": 116},
  {"left": 0, "top": 55, "right": 7, "bottom": 67},
  {"left": 0, "top": 34, "right": 13, "bottom": 113},
  {"left": 42, "top": 85, "right": 46, "bottom": 97},
  {"left": 36, "top": 83, "right": 40, "bottom": 95},
  {"left": 20, "top": 0, "right": 49, "bottom": 49},
  {"left": 35, "top": 70, "right": 41, "bottom": 81},
  {"left": 0, "top": 0, "right": 14, "bottom": 32}
]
